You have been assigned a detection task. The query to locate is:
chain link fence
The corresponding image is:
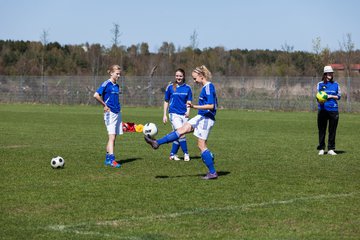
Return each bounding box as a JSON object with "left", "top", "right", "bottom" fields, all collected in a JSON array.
[{"left": 0, "top": 75, "right": 359, "bottom": 112}]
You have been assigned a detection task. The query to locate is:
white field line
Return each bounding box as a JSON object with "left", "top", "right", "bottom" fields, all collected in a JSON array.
[{"left": 46, "top": 191, "right": 358, "bottom": 238}]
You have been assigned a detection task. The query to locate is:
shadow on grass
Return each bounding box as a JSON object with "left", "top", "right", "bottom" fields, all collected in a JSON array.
[
  {"left": 155, "top": 171, "right": 230, "bottom": 179},
  {"left": 168, "top": 155, "right": 202, "bottom": 161},
  {"left": 334, "top": 150, "right": 345, "bottom": 154},
  {"left": 116, "top": 157, "right": 142, "bottom": 165}
]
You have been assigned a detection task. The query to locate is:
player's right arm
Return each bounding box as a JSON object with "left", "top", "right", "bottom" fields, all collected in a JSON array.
[
  {"left": 94, "top": 92, "right": 110, "bottom": 112},
  {"left": 163, "top": 101, "right": 169, "bottom": 124},
  {"left": 163, "top": 84, "right": 172, "bottom": 124}
]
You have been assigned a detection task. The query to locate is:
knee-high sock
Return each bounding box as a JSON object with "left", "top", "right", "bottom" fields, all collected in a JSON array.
[
  {"left": 179, "top": 137, "right": 188, "bottom": 154},
  {"left": 170, "top": 141, "right": 180, "bottom": 155},
  {"left": 157, "top": 131, "right": 180, "bottom": 145},
  {"left": 201, "top": 149, "right": 216, "bottom": 174}
]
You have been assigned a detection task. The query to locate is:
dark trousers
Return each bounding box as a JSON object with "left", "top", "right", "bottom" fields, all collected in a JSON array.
[{"left": 317, "top": 110, "right": 339, "bottom": 150}]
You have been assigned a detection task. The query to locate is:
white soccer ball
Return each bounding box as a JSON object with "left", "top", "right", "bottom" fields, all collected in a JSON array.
[
  {"left": 143, "top": 123, "right": 158, "bottom": 138},
  {"left": 51, "top": 156, "right": 65, "bottom": 169}
]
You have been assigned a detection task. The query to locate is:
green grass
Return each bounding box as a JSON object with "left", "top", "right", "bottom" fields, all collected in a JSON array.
[{"left": 0, "top": 104, "right": 359, "bottom": 240}]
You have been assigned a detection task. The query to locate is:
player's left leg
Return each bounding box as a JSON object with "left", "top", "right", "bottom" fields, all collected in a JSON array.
[
  {"left": 198, "top": 139, "right": 217, "bottom": 179},
  {"left": 105, "top": 134, "right": 120, "bottom": 167},
  {"left": 169, "top": 141, "right": 181, "bottom": 160},
  {"left": 170, "top": 114, "right": 187, "bottom": 160},
  {"left": 104, "top": 112, "right": 122, "bottom": 168},
  {"left": 192, "top": 117, "right": 216, "bottom": 179},
  {"left": 327, "top": 111, "right": 339, "bottom": 154}
]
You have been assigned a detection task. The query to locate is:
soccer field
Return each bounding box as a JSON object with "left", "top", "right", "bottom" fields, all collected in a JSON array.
[{"left": 0, "top": 104, "right": 359, "bottom": 239}]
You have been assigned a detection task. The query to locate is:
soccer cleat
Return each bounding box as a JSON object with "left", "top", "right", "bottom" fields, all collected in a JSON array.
[
  {"left": 184, "top": 153, "right": 190, "bottom": 162},
  {"left": 327, "top": 150, "right": 337, "bottom": 155},
  {"left": 202, "top": 172, "right": 218, "bottom": 180},
  {"left": 109, "top": 160, "right": 121, "bottom": 168},
  {"left": 144, "top": 135, "right": 159, "bottom": 149},
  {"left": 104, "top": 154, "right": 120, "bottom": 167},
  {"left": 169, "top": 155, "right": 181, "bottom": 161},
  {"left": 318, "top": 150, "right": 325, "bottom": 155}
]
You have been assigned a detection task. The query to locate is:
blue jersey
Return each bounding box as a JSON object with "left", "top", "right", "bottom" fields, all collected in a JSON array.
[
  {"left": 198, "top": 82, "right": 217, "bottom": 120},
  {"left": 96, "top": 79, "right": 121, "bottom": 113},
  {"left": 164, "top": 83, "right": 193, "bottom": 115},
  {"left": 317, "top": 80, "right": 341, "bottom": 112}
]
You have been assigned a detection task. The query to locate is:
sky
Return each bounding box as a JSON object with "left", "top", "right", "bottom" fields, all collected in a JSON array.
[{"left": 1, "top": 0, "right": 359, "bottom": 52}]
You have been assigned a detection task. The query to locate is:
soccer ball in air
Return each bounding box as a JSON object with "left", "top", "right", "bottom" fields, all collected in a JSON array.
[
  {"left": 143, "top": 123, "right": 158, "bottom": 138},
  {"left": 51, "top": 156, "right": 65, "bottom": 169},
  {"left": 316, "top": 91, "right": 328, "bottom": 103}
]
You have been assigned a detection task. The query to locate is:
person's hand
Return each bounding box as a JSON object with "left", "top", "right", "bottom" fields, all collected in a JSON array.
[
  {"left": 104, "top": 106, "right": 110, "bottom": 112},
  {"left": 163, "top": 115, "right": 168, "bottom": 124}
]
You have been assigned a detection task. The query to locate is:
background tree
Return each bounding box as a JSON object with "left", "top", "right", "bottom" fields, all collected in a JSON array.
[
  {"left": 111, "top": 23, "right": 122, "bottom": 47},
  {"left": 40, "top": 29, "right": 49, "bottom": 76},
  {"left": 276, "top": 42, "right": 295, "bottom": 76},
  {"left": 40, "top": 29, "right": 49, "bottom": 99},
  {"left": 158, "top": 42, "right": 175, "bottom": 75},
  {"left": 189, "top": 29, "right": 199, "bottom": 50},
  {"left": 339, "top": 33, "right": 355, "bottom": 77},
  {"left": 0, "top": 36, "right": 359, "bottom": 77},
  {"left": 110, "top": 23, "right": 123, "bottom": 66},
  {"left": 189, "top": 29, "right": 199, "bottom": 66},
  {"left": 312, "top": 37, "right": 323, "bottom": 76}
]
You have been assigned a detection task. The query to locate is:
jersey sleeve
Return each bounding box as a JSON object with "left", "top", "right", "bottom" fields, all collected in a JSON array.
[
  {"left": 316, "top": 82, "right": 321, "bottom": 92},
  {"left": 336, "top": 83, "right": 341, "bottom": 100},
  {"left": 96, "top": 80, "right": 108, "bottom": 96},
  {"left": 205, "top": 84, "right": 216, "bottom": 104},
  {"left": 188, "top": 86, "right": 193, "bottom": 101},
  {"left": 164, "top": 84, "right": 172, "bottom": 101}
]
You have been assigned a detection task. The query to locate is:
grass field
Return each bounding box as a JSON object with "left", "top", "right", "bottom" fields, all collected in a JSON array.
[{"left": 0, "top": 104, "right": 359, "bottom": 240}]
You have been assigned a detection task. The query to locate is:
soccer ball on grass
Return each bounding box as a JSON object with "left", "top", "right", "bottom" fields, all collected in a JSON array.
[
  {"left": 143, "top": 123, "right": 158, "bottom": 138},
  {"left": 316, "top": 91, "right": 328, "bottom": 103},
  {"left": 51, "top": 156, "right": 65, "bottom": 169}
]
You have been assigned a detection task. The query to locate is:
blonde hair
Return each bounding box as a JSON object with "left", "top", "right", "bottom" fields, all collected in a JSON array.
[
  {"left": 193, "top": 65, "right": 212, "bottom": 80},
  {"left": 107, "top": 65, "right": 121, "bottom": 74}
]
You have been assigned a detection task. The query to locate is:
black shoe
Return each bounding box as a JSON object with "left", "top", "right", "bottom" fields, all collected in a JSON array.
[{"left": 144, "top": 135, "right": 159, "bottom": 149}]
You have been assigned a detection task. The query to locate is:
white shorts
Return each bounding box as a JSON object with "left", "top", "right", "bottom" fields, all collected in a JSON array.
[
  {"left": 169, "top": 113, "right": 188, "bottom": 130},
  {"left": 104, "top": 111, "right": 123, "bottom": 135},
  {"left": 187, "top": 115, "right": 215, "bottom": 140}
]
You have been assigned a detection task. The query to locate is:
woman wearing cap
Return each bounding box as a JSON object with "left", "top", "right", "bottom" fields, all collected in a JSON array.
[{"left": 316, "top": 65, "right": 341, "bottom": 156}]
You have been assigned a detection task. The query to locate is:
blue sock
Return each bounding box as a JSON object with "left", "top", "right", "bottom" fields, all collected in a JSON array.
[
  {"left": 105, "top": 153, "right": 110, "bottom": 162},
  {"left": 201, "top": 149, "right": 216, "bottom": 174},
  {"left": 108, "top": 154, "right": 115, "bottom": 161},
  {"left": 157, "top": 131, "right": 180, "bottom": 145},
  {"left": 179, "top": 137, "right": 188, "bottom": 154},
  {"left": 170, "top": 141, "right": 180, "bottom": 156}
]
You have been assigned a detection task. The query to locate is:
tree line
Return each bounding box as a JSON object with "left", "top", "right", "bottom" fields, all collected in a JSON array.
[{"left": 0, "top": 37, "right": 358, "bottom": 77}]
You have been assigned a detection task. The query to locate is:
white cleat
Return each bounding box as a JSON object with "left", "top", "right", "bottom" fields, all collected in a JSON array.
[
  {"left": 318, "top": 150, "right": 325, "bottom": 155},
  {"left": 327, "top": 150, "right": 337, "bottom": 155},
  {"left": 169, "top": 155, "right": 181, "bottom": 161},
  {"left": 184, "top": 153, "right": 190, "bottom": 162}
]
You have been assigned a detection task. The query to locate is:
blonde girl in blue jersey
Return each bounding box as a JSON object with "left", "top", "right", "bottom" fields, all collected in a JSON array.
[
  {"left": 163, "top": 68, "right": 193, "bottom": 161},
  {"left": 145, "top": 65, "right": 218, "bottom": 180},
  {"left": 94, "top": 65, "right": 122, "bottom": 168}
]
